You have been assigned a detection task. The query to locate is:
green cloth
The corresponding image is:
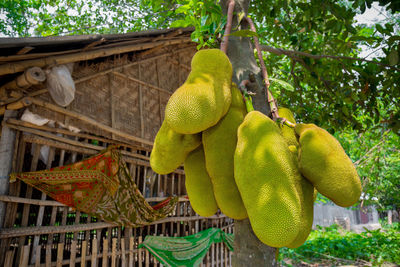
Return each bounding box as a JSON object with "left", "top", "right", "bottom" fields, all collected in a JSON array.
[{"left": 139, "top": 228, "right": 234, "bottom": 267}]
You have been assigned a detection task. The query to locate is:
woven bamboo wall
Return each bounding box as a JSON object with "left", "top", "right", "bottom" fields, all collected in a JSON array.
[
  {"left": 29, "top": 43, "right": 194, "bottom": 144},
  {"left": 0, "top": 43, "right": 235, "bottom": 266}
]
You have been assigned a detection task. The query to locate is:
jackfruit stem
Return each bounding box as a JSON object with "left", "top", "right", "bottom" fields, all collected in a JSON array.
[
  {"left": 244, "top": 93, "right": 255, "bottom": 112},
  {"left": 245, "top": 16, "right": 282, "bottom": 121},
  {"left": 239, "top": 80, "right": 254, "bottom": 112},
  {"left": 277, "top": 117, "right": 296, "bottom": 128}
]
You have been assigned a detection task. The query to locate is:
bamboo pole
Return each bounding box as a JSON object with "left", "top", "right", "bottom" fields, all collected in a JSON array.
[
  {"left": 0, "top": 38, "right": 192, "bottom": 76},
  {"left": 0, "top": 215, "right": 227, "bottom": 238},
  {"left": 0, "top": 110, "right": 18, "bottom": 229},
  {"left": 0, "top": 67, "right": 45, "bottom": 92},
  {"left": 56, "top": 243, "right": 64, "bottom": 267},
  {"left": 70, "top": 241, "right": 77, "bottom": 267},
  {"left": 4, "top": 250, "right": 14, "bottom": 267},
  {"left": 0, "top": 98, "right": 32, "bottom": 115},
  {"left": 121, "top": 238, "right": 126, "bottom": 267},
  {"left": 91, "top": 238, "right": 98, "bottom": 267},
  {"left": 24, "top": 96, "right": 153, "bottom": 146},
  {"left": 0, "top": 194, "right": 188, "bottom": 207},
  {"left": 102, "top": 238, "right": 108, "bottom": 267},
  {"left": 81, "top": 241, "right": 87, "bottom": 267},
  {"left": 35, "top": 245, "right": 41, "bottom": 267},
  {"left": 6, "top": 118, "right": 140, "bottom": 150},
  {"left": 112, "top": 71, "right": 172, "bottom": 95},
  {"left": 4, "top": 121, "right": 152, "bottom": 162},
  {"left": 74, "top": 46, "right": 194, "bottom": 85},
  {"left": 19, "top": 245, "right": 30, "bottom": 267},
  {"left": 111, "top": 238, "right": 117, "bottom": 267}
]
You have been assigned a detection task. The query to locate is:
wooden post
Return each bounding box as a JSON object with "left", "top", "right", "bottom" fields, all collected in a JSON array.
[{"left": 0, "top": 110, "right": 18, "bottom": 228}]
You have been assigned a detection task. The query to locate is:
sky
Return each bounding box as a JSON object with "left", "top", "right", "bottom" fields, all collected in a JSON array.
[{"left": 354, "top": 2, "right": 388, "bottom": 59}]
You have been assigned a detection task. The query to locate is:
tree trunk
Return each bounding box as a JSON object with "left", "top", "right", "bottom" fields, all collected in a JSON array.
[{"left": 220, "top": 0, "right": 277, "bottom": 266}]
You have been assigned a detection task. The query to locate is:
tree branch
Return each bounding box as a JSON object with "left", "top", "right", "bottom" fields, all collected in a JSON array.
[{"left": 260, "top": 44, "right": 399, "bottom": 70}]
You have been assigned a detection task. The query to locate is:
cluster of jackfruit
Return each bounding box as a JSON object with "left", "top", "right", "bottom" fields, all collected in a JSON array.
[
  {"left": 151, "top": 49, "right": 246, "bottom": 220},
  {"left": 150, "top": 49, "right": 361, "bottom": 249}
]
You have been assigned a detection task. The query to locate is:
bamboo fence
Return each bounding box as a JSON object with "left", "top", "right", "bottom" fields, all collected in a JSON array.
[{"left": 0, "top": 35, "right": 234, "bottom": 266}]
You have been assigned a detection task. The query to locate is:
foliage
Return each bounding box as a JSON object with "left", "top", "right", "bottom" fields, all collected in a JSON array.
[
  {"left": 279, "top": 223, "right": 400, "bottom": 266},
  {"left": 336, "top": 125, "right": 400, "bottom": 211},
  {"left": 249, "top": 1, "right": 399, "bottom": 136}
]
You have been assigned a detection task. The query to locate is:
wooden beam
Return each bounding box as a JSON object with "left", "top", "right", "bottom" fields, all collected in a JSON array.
[
  {"left": 0, "top": 214, "right": 227, "bottom": 238},
  {"left": 0, "top": 195, "right": 189, "bottom": 207},
  {"left": 6, "top": 118, "right": 141, "bottom": 151},
  {"left": 0, "top": 38, "right": 192, "bottom": 76},
  {"left": 3, "top": 122, "right": 152, "bottom": 161},
  {"left": 0, "top": 110, "right": 18, "bottom": 229}
]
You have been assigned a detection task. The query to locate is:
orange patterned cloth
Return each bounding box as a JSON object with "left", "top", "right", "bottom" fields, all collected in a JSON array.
[{"left": 10, "top": 146, "right": 177, "bottom": 227}]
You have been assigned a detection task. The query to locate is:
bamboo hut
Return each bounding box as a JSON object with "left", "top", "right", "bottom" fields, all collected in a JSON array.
[{"left": 0, "top": 28, "right": 234, "bottom": 266}]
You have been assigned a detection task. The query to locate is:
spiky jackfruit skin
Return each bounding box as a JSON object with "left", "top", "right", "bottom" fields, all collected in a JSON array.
[
  {"left": 278, "top": 107, "right": 298, "bottom": 147},
  {"left": 184, "top": 146, "right": 218, "bottom": 217},
  {"left": 295, "top": 123, "right": 362, "bottom": 207},
  {"left": 234, "top": 111, "right": 301, "bottom": 247},
  {"left": 165, "top": 49, "right": 232, "bottom": 134},
  {"left": 279, "top": 110, "right": 316, "bottom": 248},
  {"left": 203, "top": 83, "right": 247, "bottom": 220},
  {"left": 150, "top": 121, "right": 201, "bottom": 174},
  {"left": 286, "top": 175, "right": 315, "bottom": 248},
  {"left": 286, "top": 150, "right": 316, "bottom": 248}
]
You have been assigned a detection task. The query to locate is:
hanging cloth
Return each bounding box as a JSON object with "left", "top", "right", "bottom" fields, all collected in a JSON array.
[
  {"left": 138, "top": 228, "right": 234, "bottom": 267},
  {"left": 10, "top": 146, "right": 178, "bottom": 227}
]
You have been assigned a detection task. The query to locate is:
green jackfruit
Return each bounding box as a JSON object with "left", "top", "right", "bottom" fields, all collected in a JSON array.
[
  {"left": 203, "top": 83, "right": 247, "bottom": 220},
  {"left": 278, "top": 107, "right": 298, "bottom": 147},
  {"left": 295, "top": 123, "right": 361, "bottom": 207},
  {"left": 234, "top": 111, "right": 301, "bottom": 247},
  {"left": 286, "top": 175, "right": 315, "bottom": 248},
  {"left": 184, "top": 146, "right": 218, "bottom": 217},
  {"left": 150, "top": 121, "right": 201, "bottom": 174},
  {"left": 165, "top": 49, "right": 232, "bottom": 134},
  {"left": 286, "top": 149, "right": 316, "bottom": 248},
  {"left": 276, "top": 109, "right": 316, "bottom": 248}
]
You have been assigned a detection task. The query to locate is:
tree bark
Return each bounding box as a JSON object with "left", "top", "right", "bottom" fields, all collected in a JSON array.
[{"left": 220, "top": 0, "right": 277, "bottom": 266}]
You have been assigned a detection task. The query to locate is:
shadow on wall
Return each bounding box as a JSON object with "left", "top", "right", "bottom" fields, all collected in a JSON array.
[{"left": 313, "top": 203, "right": 381, "bottom": 233}]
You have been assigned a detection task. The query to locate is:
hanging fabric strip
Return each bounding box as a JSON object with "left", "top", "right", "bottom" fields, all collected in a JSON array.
[
  {"left": 10, "top": 145, "right": 178, "bottom": 227},
  {"left": 139, "top": 228, "right": 234, "bottom": 267}
]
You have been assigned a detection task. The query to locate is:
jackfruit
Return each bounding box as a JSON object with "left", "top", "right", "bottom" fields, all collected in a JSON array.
[
  {"left": 184, "top": 146, "right": 218, "bottom": 217},
  {"left": 203, "top": 83, "right": 247, "bottom": 220},
  {"left": 286, "top": 175, "right": 315, "bottom": 248},
  {"left": 234, "top": 111, "right": 301, "bottom": 247},
  {"left": 150, "top": 121, "right": 201, "bottom": 174},
  {"left": 277, "top": 107, "right": 298, "bottom": 147},
  {"left": 295, "top": 123, "right": 361, "bottom": 207},
  {"left": 286, "top": 150, "right": 316, "bottom": 248},
  {"left": 277, "top": 109, "right": 316, "bottom": 248},
  {"left": 165, "top": 49, "right": 232, "bottom": 134}
]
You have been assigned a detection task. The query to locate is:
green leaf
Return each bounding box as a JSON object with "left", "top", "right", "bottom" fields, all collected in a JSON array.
[
  {"left": 388, "top": 36, "right": 400, "bottom": 46},
  {"left": 228, "top": 29, "right": 259, "bottom": 38},
  {"left": 376, "top": 24, "right": 385, "bottom": 34},
  {"left": 269, "top": 78, "right": 295, "bottom": 92},
  {"left": 388, "top": 48, "right": 399, "bottom": 66},
  {"left": 170, "top": 19, "right": 190, "bottom": 28}
]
